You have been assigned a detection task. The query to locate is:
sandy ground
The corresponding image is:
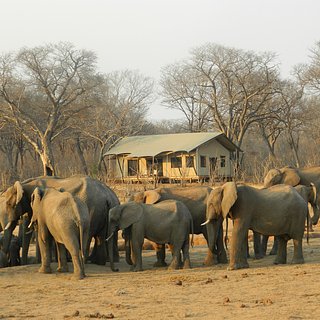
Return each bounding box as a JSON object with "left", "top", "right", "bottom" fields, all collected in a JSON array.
[{"left": 1, "top": 227, "right": 320, "bottom": 320}]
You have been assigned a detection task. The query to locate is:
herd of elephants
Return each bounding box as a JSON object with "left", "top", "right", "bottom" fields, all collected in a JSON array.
[{"left": 0, "top": 166, "right": 320, "bottom": 280}]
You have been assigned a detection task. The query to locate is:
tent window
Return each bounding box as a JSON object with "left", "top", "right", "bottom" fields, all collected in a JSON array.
[
  {"left": 128, "top": 159, "right": 138, "bottom": 176},
  {"left": 171, "top": 156, "right": 182, "bottom": 168}
]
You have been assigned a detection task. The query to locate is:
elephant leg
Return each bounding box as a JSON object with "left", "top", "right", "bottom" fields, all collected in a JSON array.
[
  {"left": 20, "top": 215, "right": 32, "bottom": 265},
  {"left": 64, "top": 241, "right": 85, "bottom": 280},
  {"left": 168, "top": 244, "right": 182, "bottom": 270},
  {"left": 56, "top": 242, "right": 69, "bottom": 272},
  {"left": 182, "top": 239, "right": 191, "bottom": 269},
  {"left": 216, "top": 225, "right": 228, "bottom": 264},
  {"left": 37, "top": 228, "right": 52, "bottom": 274},
  {"left": 93, "top": 236, "right": 107, "bottom": 265},
  {"left": 153, "top": 243, "right": 167, "bottom": 267},
  {"left": 269, "top": 236, "right": 279, "bottom": 255},
  {"left": 273, "top": 236, "right": 288, "bottom": 265},
  {"left": 261, "top": 235, "right": 269, "bottom": 256},
  {"left": 253, "top": 232, "right": 264, "bottom": 259},
  {"left": 130, "top": 236, "right": 143, "bottom": 272},
  {"left": 112, "top": 231, "right": 119, "bottom": 263},
  {"left": 228, "top": 221, "right": 249, "bottom": 270},
  {"left": 292, "top": 238, "right": 304, "bottom": 264},
  {"left": 202, "top": 229, "right": 218, "bottom": 266}
]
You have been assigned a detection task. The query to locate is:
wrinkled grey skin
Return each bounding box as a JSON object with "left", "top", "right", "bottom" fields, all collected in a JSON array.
[
  {"left": 108, "top": 200, "right": 193, "bottom": 272},
  {"left": 30, "top": 187, "right": 90, "bottom": 280},
  {"left": 263, "top": 166, "right": 320, "bottom": 255},
  {"left": 0, "top": 234, "right": 20, "bottom": 267},
  {"left": 261, "top": 183, "right": 319, "bottom": 256},
  {"left": 264, "top": 166, "right": 320, "bottom": 187},
  {"left": 205, "top": 182, "right": 308, "bottom": 270},
  {"left": 129, "top": 186, "right": 227, "bottom": 266},
  {"left": 2, "top": 175, "right": 120, "bottom": 265},
  {"left": 264, "top": 167, "right": 320, "bottom": 224}
]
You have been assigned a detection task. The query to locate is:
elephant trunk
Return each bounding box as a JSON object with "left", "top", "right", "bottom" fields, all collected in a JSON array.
[
  {"left": 206, "top": 220, "right": 220, "bottom": 255},
  {"left": 122, "top": 228, "right": 133, "bottom": 265},
  {"left": 2, "top": 221, "right": 17, "bottom": 254},
  {"left": 107, "top": 233, "right": 118, "bottom": 272},
  {"left": 107, "top": 223, "right": 118, "bottom": 272}
]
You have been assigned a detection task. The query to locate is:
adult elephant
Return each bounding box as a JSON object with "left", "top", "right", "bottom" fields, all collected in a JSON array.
[
  {"left": 2, "top": 175, "right": 120, "bottom": 265},
  {"left": 108, "top": 200, "right": 193, "bottom": 272},
  {"left": 203, "top": 182, "right": 308, "bottom": 270},
  {"left": 261, "top": 183, "right": 319, "bottom": 256},
  {"left": 129, "top": 186, "right": 227, "bottom": 266},
  {"left": 264, "top": 166, "right": 320, "bottom": 188}
]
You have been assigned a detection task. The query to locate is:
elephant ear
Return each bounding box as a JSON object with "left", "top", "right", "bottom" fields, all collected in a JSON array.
[
  {"left": 5, "top": 181, "right": 24, "bottom": 206},
  {"left": 281, "top": 168, "right": 300, "bottom": 186},
  {"left": 144, "top": 190, "right": 161, "bottom": 204},
  {"left": 14, "top": 181, "right": 24, "bottom": 205},
  {"left": 30, "top": 188, "right": 44, "bottom": 208},
  {"left": 221, "top": 182, "right": 238, "bottom": 219},
  {"left": 119, "top": 203, "right": 143, "bottom": 229}
]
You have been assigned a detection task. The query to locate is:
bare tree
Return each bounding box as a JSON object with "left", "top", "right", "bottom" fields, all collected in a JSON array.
[
  {"left": 78, "top": 70, "right": 154, "bottom": 173},
  {"left": 189, "top": 44, "right": 280, "bottom": 148},
  {"left": 160, "top": 62, "right": 211, "bottom": 132},
  {"left": 0, "top": 43, "right": 100, "bottom": 175},
  {"left": 296, "top": 41, "right": 320, "bottom": 95}
]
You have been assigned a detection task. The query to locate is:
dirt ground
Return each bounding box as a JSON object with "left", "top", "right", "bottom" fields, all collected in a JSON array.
[{"left": 1, "top": 226, "right": 320, "bottom": 320}]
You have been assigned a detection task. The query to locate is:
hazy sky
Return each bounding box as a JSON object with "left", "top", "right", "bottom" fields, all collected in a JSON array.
[{"left": 1, "top": 0, "right": 319, "bottom": 120}]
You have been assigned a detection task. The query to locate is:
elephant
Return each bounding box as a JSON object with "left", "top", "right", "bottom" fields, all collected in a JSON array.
[
  {"left": 261, "top": 183, "right": 319, "bottom": 256},
  {"left": 264, "top": 166, "right": 320, "bottom": 225},
  {"left": 0, "top": 234, "right": 20, "bottom": 267},
  {"left": 129, "top": 186, "right": 227, "bottom": 266},
  {"left": 203, "top": 182, "right": 308, "bottom": 270},
  {"left": 2, "top": 175, "right": 120, "bottom": 265},
  {"left": 29, "top": 187, "right": 90, "bottom": 280},
  {"left": 108, "top": 200, "right": 193, "bottom": 272},
  {"left": 264, "top": 166, "right": 320, "bottom": 188}
]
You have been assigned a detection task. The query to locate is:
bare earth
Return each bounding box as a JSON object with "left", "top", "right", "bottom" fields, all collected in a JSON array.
[{"left": 1, "top": 226, "right": 320, "bottom": 320}]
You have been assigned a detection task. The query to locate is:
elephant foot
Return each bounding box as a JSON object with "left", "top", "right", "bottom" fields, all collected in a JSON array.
[
  {"left": 73, "top": 273, "right": 85, "bottom": 280},
  {"left": 130, "top": 266, "right": 143, "bottom": 272},
  {"left": 203, "top": 255, "right": 217, "bottom": 266},
  {"left": 217, "top": 254, "right": 228, "bottom": 264},
  {"left": 273, "top": 258, "right": 286, "bottom": 265},
  {"left": 167, "top": 264, "right": 179, "bottom": 270},
  {"left": 153, "top": 260, "right": 168, "bottom": 267},
  {"left": 254, "top": 254, "right": 264, "bottom": 260},
  {"left": 57, "top": 266, "right": 69, "bottom": 273},
  {"left": 183, "top": 259, "right": 191, "bottom": 269},
  {"left": 269, "top": 249, "right": 277, "bottom": 256},
  {"left": 227, "top": 262, "right": 249, "bottom": 270},
  {"left": 38, "top": 266, "right": 52, "bottom": 274},
  {"left": 291, "top": 257, "right": 304, "bottom": 264}
]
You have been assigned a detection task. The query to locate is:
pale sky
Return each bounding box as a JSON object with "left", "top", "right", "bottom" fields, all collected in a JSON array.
[{"left": 1, "top": 0, "right": 319, "bottom": 120}]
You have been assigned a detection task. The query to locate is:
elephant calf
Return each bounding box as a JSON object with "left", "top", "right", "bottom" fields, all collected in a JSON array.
[
  {"left": 108, "top": 200, "right": 193, "bottom": 272},
  {"left": 30, "top": 187, "right": 90, "bottom": 280}
]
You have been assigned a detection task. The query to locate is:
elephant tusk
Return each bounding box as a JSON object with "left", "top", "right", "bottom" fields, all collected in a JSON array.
[
  {"left": 4, "top": 221, "right": 13, "bottom": 230},
  {"left": 201, "top": 219, "right": 211, "bottom": 226},
  {"left": 28, "top": 221, "right": 33, "bottom": 229},
  {"left": 106, "top": 233, "right": 114, "bottom": 242}
]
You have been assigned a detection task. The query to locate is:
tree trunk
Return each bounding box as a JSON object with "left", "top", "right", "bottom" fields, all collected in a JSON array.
[
  {"left": 74, "top": 137, "right": 88, "bottom": 175},
  {"left": 40, "top": 140, "right": 56, "bottom": 176}
]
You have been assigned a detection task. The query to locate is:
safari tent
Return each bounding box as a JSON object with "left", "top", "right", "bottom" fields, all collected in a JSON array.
[{"left": 104, "top": 132, "right": 241, "bottom": 183}]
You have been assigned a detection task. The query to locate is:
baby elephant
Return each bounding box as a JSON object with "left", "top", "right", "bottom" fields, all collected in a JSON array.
[
  {"left": 30, "top": 187, "right": 90, "bottom": 280},
  {"left": 108, "top": 200, "right": 193, "bottom": 272}
]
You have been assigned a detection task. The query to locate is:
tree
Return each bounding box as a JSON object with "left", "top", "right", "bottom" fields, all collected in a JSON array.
[
  {"left": 0, "top": 43, "right": 100, "bottom": 175},
  {"left": 78, "top": 70, "right": 154, "bottom": 173},
  {"left": 160, "top": 62, "right": 211, "bottom": 132}
]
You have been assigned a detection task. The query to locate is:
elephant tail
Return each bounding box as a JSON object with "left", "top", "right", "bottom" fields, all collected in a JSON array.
[
  {"left": 190, "top": 219, "right": 194, "bottom": 248},
  {"left": 224, "top": 218, "right": 229, "bottom": 250},
  {"left": 306, "top": 208, "right": 310, "bottom": 245}
]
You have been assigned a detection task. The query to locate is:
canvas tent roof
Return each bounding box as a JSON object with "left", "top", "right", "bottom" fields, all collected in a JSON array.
[{"left": 104, "top": 132, "right": 240, "bottom": 158}]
